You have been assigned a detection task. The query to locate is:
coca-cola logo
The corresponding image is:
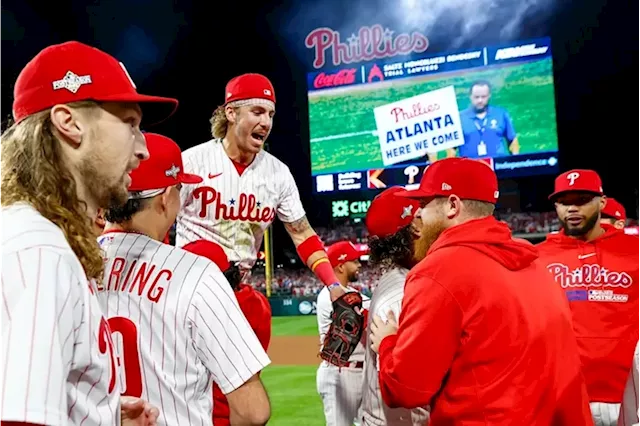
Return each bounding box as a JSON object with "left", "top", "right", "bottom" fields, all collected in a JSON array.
[
  {"left": 305, "top": 24, "right": 429, "bottom": 69},
  {"left": 313, "top": 69, "right": 357, "bottom": 89},
  {"left": 546, "top": 262, "right": 633, "bottom": 289},
  {"left": 194, "top": 185, "right": 275, "bottom": 223}
]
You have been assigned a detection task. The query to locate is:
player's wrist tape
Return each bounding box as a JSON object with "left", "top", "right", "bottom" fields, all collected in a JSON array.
[
  {"left": 313, "top": 260, "right": 340, "bottom": 287},
  {"left": 328, "top": 282, "right": 341, "bottom": 290},
  {"left": 296, "top": 235, "right": 325, "bottom": 264}
]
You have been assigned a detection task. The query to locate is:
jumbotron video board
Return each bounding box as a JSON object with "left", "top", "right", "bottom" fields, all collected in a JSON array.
[{"left": 304, "top": 25, "right": 559, "bottom": 194}]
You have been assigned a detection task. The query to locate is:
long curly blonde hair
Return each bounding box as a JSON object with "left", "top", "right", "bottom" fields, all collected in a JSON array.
[{"left": 1, "top": 101, "right": 104, "bottom": 282}]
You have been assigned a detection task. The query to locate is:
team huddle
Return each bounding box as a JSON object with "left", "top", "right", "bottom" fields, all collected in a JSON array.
[{"left": 1, "top": 40, "right": 638, "bottom": 426}]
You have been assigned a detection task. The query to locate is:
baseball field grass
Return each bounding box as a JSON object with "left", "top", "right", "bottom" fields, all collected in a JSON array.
[
  {"left": 264, "top": 315, "right": 325, "bottom": 425},
  {"left": 309, "top": 58, "right": 559, "bottom": 175}
]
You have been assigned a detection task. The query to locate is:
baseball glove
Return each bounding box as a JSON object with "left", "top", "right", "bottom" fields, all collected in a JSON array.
[{"left": 320, "top": 292, "right": 365, "bottom": 367}]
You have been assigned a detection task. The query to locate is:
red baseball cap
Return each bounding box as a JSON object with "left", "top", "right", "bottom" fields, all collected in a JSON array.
[
  {"left": 326, "top": 241, "right": 366, "bottom": 268},
  {"left": 128, "top": 133, "right": 202, "bottom": 196},
  {"left": 12, "top": 41, "right": 178, "bottom": 124},
  {"left": 224, "top": 73, "right": 276, "bottom": 105},
  {"left": 396, "top": 158, "right": 499, "bottom": 204},
  {"left": 549, "top": 169, "right": 603, "bottom": 200},
  {"left": 366, "top": 187, "right": 420, "bottom": 238},
  {"left": 182, "top": 240, "right": 230, "bottom": 271},
  {"left": 602, "top": 197, "right": 627, "bottom": 220}
]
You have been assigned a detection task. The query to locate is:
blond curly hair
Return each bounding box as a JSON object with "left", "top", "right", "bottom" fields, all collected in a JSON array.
[
  {"left": 210, "top": 105, "right": 230, "bottom": 139},
  {"left": 1, "top": 101, "right": 104, "bottom": 282}
]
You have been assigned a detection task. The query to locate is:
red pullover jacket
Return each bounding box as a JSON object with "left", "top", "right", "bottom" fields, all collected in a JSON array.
[
  {"left": 212, "top": 284, "right": 272, "bottom": 426},
  {"left": 537, "top": 224, "right": 639, "bottom": 403},
  {"left": 378, "top": 216, "right": 593, "bottom": 426}
]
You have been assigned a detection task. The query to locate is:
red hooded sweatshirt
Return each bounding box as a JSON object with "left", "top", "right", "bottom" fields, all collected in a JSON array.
[
  {"left": 378, "top": 216, "right": 593, "bottom": 426},
  {"left": 212, "top": 284, "right": 272, "bottom": 426},
  {"left": 537, "top": 224, "right": 639, "bottom": 403}
]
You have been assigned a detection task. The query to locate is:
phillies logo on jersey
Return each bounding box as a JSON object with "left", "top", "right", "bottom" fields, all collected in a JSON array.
[
  {"left": 194, "top": 185, "right": 276, "bottom": 223},
  {"left": 547, "top": 262, "right": 633, "bottom": 288}
]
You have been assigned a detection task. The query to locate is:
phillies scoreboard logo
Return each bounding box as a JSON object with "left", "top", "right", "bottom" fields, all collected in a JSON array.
[{"left": 304, "top": 24, "right": 430, "bottom": 69}]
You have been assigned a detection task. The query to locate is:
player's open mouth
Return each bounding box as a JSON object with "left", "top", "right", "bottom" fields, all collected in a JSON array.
[{"left": 251, "top": 133, "right": 265, "bottom": 142}]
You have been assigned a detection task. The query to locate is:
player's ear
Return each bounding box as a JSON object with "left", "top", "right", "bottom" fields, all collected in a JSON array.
[{"left": 225, "top": 105, "right": 237, "bottom": 124}]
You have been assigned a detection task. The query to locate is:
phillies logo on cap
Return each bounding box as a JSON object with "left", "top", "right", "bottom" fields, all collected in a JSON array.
[
  {"left": 52, "top": 71, "right": 92, "bottom": 94},
  {"left": 567, "top": 172, "right": 580, "bottom": 186},
  {"left": 165, "top": 164, "right": 180, "bottom": 179},
  {"left": 263, "top": 89, "right": 272, "bottom": 96}
]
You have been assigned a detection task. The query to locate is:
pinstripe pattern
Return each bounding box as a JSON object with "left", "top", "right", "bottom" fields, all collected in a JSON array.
[
  {"left": 1, "top": 203, "right": 120, "bottom": 426},
  {"left": 618, "top": 341, "right": 639, "bottom": 426},
  {"left": 97, "top": 232, "right": 271, "bottom": 426},
  {"left": 362, "top": 267, "right": 430, "bottom": 426},
  {"left": 176, "top": 139, "right": 306, "bottom": 270}
]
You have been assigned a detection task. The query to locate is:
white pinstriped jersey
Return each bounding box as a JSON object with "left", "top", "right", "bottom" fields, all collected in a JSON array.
[
  {"left": 619, "top": 341, "right": 640, "bottom": 426},
  {"left": 97, "top": 231, "right": 271, "bottom": 426},
  {"left": 177, "top": 139, "right": 306, "bottom": 269},
  {"left": 362, "top": 267, "right": 430, "bottom": 426},
  {"left": 317, "top": 285, "right": 370, "bottom": 363},
  {"left": 1, "top": 203, "right": 120, "bottom": 426}
]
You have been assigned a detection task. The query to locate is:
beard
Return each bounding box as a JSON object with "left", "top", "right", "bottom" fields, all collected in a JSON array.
[
  {"left": 347, "top": 270, "right": 359, "bottom": 283},
  {"left": 78, "top": 153, "right": 129, "bottom": 210},
  {"left": 413, "top": 215, "right": 448, "bottom": 263},
  {"left": 560, "top": 210, "right": 600, "bottom": 237}
]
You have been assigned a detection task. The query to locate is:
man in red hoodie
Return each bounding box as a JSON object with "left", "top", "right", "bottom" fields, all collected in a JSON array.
[
  {"left": 369, "top": 157, "right": 593, "bottom": 426},
  {"left": 182, "top": 239, "right": 272, "bottom": 426},
  {"left": 537, "top": 169, "right": 639, "bottom": 426}
]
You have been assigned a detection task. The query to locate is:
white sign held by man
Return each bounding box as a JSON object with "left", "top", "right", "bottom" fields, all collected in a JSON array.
[{"left": 373, "top": 85, "right": 464, "bottom": 166}]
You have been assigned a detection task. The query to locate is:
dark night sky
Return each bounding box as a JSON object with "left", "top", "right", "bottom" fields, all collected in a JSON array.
[{"left": 2, "top": 0, "right": 638, "bottom": 259}]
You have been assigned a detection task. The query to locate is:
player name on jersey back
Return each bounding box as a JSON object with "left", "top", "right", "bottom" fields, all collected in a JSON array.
[{"left": 97, "top": 231, "right": 271, "bottom": 425}]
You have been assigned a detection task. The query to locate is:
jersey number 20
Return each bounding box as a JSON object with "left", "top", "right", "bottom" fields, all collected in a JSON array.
[{"left": 107, "top": 316, "right": 143, "bottom": 397}]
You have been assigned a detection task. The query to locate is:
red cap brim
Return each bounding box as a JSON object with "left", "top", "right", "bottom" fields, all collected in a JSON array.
[
  {"left": 95, "top": 93, "right": 178, "bottom": 126},
  {"left": 394, "top": 188, "right": 436, "bottom": 200},
  {"left": 179, "top": 173, "right": 203, "bottom": 184},
  {"left": 548, "top": 189, "right": 603, "bottom": 201}
]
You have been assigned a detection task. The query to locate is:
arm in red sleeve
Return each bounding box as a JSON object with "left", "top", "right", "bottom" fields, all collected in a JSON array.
[{"left": 378, "top": 272, "right": 463, "bottom": 409}]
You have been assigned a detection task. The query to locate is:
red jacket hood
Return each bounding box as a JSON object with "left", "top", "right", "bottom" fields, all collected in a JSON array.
[{"left": 428, "top": 216, "right": 539, "bottom": 271}]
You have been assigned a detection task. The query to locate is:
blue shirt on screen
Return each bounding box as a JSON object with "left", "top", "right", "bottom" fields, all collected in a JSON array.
[{"left": 458, "top": 106, "right": 517, "bottom": 158}]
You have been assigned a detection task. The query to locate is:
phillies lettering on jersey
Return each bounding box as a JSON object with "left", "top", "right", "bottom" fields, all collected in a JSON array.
[
  {"left": 177, "top": 139, "right": 306, "bottom": 269},
  {"left": 547, "top": 263, "right": 633, "bottom": 288},
  {"left": 2, "top": 204, "right": 120, "bottom": 425},
  {"left": 98, "top": 231, "right": 271, "bottom": 425}
]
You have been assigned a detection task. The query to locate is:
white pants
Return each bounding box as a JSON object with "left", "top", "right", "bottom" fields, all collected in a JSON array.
[
  {"left": 317, "top": 361, "right": 364, "bottom": 426},
  {"left": 591, "top": 402, "right": 622, "bottom": 426}
]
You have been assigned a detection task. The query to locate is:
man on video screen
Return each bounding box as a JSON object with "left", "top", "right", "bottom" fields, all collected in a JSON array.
[{"left": 456, "top": 80, "right": 520, "bottom": 159}]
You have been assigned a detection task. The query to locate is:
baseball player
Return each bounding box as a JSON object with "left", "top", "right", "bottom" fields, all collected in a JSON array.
[
  {"left": 537, "top": 169, "right": 639, "bottom": 426},
  {"left": 361, "top": 187, "right": 430, "bottom": 426},
  {"left": 99, "top": 133, "right": 271, "bottom": 425},
  {"left": 176, "top": 73, "right": 347, "bottom": 303},
  {"left": 618, "top": 341, "right": 640, "bottom": 426},
  {"left": 600, "top": 197, "right": 627, "bottom": 230},
  {"left": 182, "top": 239, "right": 272, "bottom": 426},
  {"left": 1, "top": 41, "right": 177, "bottom": 425},
  {"left": 316, "top": 241, "right": 370, "bottom": 426},
  {"left": 370, "top": 158, "right": 593, "bottom": 425}
]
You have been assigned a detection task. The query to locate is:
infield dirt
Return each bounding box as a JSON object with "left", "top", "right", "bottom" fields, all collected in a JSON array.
[{"left": 268, "top": 336, "right": 321, "bottom": 366}]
